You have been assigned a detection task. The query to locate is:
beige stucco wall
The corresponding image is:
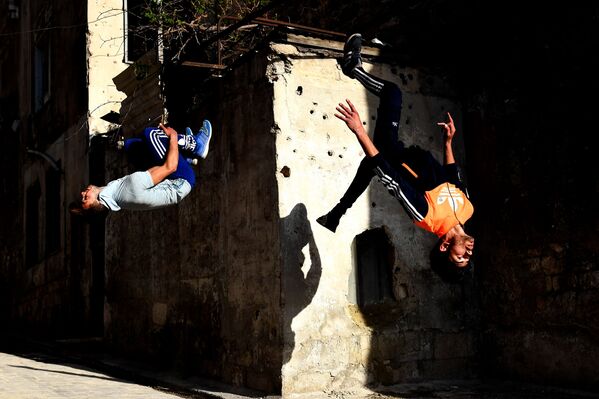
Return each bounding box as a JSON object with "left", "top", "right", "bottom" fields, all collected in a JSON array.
[
  {"left": 271, "top": 44, "right": 476, "bottom": 396},
  {"left": 87, "top": 0, "right": 128, "bottom": 135}
]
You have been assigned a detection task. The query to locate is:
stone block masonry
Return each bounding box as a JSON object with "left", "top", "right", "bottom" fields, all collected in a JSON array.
[{"left": 102, "top": 36, "right": 478, "bottom": 396}]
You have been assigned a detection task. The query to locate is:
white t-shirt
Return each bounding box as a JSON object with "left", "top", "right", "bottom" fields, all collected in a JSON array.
[{"left": 98, "top": 171, "right": 192, "bottom": 211}]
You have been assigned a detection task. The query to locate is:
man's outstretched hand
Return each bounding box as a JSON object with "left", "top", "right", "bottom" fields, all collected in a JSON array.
[
  {"left": 438, "top": 112, "right": 457, "bottom": 165},
  {"left": 335, "top": 99, "right": 366, "bottom": 136},
  {"left": 437, "top": 112, "right": 456, "bottom": 142},
  {"left": 335, "top": 98, "right": 379, "bottom": 158}
]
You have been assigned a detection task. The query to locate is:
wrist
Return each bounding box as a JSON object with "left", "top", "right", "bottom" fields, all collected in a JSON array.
[{"left": 354, "top": 126, "right": 367, "bottom": 136}]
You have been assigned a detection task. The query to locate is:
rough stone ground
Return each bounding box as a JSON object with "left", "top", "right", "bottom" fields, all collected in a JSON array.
[
  {"left": 0, "top": 351, "right": 198, "bottom": 399},
  {"left": 2, "top": 344, "right": 599, "bottom": 399}
]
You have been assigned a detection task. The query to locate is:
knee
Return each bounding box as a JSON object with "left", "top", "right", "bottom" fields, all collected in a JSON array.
[
  {"left": 142, "top": 127, "right": 154, "bottom": 137},
  {"left": 359, "top": 155, "right": 378, "bottom": 170},
  {"left": 143, "top": 127, "right": 161, "bottom": 140}
]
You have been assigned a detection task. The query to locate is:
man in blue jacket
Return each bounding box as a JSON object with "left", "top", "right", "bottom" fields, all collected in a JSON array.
[{"left": 71, "top": 121, "right": 212, "bottom": 214}]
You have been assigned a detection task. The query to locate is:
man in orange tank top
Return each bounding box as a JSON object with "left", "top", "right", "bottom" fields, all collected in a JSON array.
[{"left": 317, "top": 33, "right": 474, "bottom": 277}]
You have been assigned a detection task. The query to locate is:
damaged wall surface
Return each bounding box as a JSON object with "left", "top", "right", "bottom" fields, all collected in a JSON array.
[
  {"left": 104, "top": 49, "right": 283, "bottom": 392},
  {"left": 270, "top": 40, "right": 477, "bottom": 395},
  {"left": 101, "top": 36, "right": 478, "bottom": 396},
  {"left": 2, "top": 1, "right": 598, "bottom": 397},
  {"left": 0, "top": 0, "right": 96, "bottom": 337}
]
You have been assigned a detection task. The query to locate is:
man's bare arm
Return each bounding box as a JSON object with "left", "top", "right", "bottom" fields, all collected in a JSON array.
[
  {"left": 335, "top": 99, "right": 380, "bottom": 157},
  {"left": 437, "top": 112, "right": 456, "bottom": 165},
  {"left": 147, "top": 123, "right": 179, "bottom": 185}
]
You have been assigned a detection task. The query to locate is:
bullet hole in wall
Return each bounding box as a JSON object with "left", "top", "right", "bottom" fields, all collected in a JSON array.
[
  {"left": 281, "top": 166, "right": 290, "bottom": 177},
  {"left": 328, "top": 150, "right": 334, "bottom": 156},
  {"left": 323, "top": 114, "right": 328, "bottom": 120},
  {"left": 310, "top": 110, "right": 315, "bottom": 114},
  {"left": 296, "top": 86, "right": 303, "bottom": 95},
  {"left": 371, "top": 202, "right": 376, "bottom": 208}
]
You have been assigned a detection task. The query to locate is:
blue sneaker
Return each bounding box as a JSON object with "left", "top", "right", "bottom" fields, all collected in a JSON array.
[
  {"left": 192, "top": 119, "right": 212, "bottom": 159},
  {"left": 179, "top": 128, "right": 197, "bottom": 152}
]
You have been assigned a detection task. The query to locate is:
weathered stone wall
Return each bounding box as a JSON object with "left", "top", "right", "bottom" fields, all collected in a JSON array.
[
  {"left": 112, "top": 49, "right": 163, "bottom": 136},
  {"left": 87, "top": 0, "right": 127, "bottom": 136},
  {"left": 3, "top": 1, "right": 597, "bottom": 394},
  {"left": 0, "top": 0, "right": 25, "bottom": 331},
  {"left": 270, "top": 42, "right": 478, "bottom": 396},
  {"left": 296, "top": 3, "right": 599, "bottom": 389},
  {"left": 102, "top": 38, "right": 479, "bottom": 396},
  {"left": 211, "top": 51, "right": 282, "bottom": 391},
  {"left": 104, "top": 50, "right": 282, "bottom": 392},
  {"left": 17, "top": 123, "right": 92, "bottom": 336},
  {"left": 464, "top": 72, "right": 599, "bottom": 390},
  {"left": 0, "top": 0, "right": 95, "bottom": 337}
]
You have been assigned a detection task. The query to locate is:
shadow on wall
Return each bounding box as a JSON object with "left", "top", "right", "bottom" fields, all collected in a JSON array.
[{"left": 280, "top": 203, "right": 322, "bottom": 367}]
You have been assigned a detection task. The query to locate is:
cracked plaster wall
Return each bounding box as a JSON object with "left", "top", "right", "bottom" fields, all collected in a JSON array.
[{"left": 270, "top": 43, "right": 478, "bottom": 395}]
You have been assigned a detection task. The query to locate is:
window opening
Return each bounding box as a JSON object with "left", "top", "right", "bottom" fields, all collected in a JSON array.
[
  {"left": 354, "top": 227, "right": 395, "bottom": 307},
  {"left": 124, "top": 0, "right": 157, "bottom": 63}
]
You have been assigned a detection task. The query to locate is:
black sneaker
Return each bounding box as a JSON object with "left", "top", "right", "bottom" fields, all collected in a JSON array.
[
  {"left": 316, "top": 212, "right": 341, "bottom": 233},
  {"left": 341, "top": 33, "right": 363, "bottom": 78}
]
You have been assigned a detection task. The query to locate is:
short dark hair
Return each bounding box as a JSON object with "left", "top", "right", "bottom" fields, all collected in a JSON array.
[
  {"left": 69, "top": 200, "right": 108, "bottom": 221},
  {"left": 69, "top": 200, "right": 86, "bottom": 215},
  {"left": 429, "top": 239, "right": 473, "bottom": 283}
]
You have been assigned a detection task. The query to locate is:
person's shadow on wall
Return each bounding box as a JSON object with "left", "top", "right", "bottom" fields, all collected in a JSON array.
[{"left": 280, "top": 203, "right": 322, "bottom": 367}]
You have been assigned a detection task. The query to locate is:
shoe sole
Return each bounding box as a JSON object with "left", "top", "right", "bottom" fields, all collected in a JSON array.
[
  {"left": 316, "top": 215, "right": 337, "bottom": 233},
  {"left": 198, "top": 120, "right": 212, "bottom": 159},
  {"left": 344, "top": 33, "right": 362, "bottom": 53}
]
